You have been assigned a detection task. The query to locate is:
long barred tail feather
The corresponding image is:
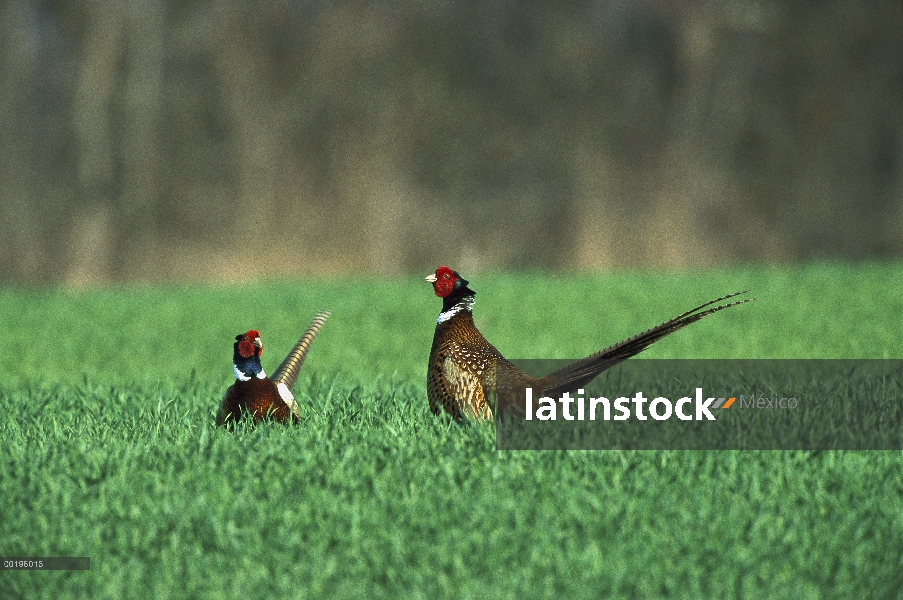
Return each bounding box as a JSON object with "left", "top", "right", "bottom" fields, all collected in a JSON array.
[
  {"left": 271, "top": 310, "right": 331, "bottom": 390},
  {"left": 542, "top": 292, "right": 751, "bottom": 397}
]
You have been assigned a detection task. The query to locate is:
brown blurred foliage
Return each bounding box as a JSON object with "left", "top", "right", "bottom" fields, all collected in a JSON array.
[{"left": 0, "top": 0, "right": 901, "bottom": 284}]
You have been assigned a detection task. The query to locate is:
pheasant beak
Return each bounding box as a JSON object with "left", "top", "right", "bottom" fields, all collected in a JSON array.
[
  {"left": 252, "top": 336, "right": 262, "bottom": 348},
  {"left": 425, "top": 273, "right": 438, "bottom": 284}
]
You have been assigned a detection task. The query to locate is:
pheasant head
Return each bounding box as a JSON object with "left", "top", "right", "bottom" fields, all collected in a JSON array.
[
  {"left": 233, "top": 329, "right": 265, "bottom": 381},
  {"left": 426, "top": 266, "right": 476, "bottom": 316}
]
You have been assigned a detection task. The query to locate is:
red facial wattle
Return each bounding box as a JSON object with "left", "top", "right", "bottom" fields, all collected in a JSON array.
[
  {"left": 433, "top": 266, "right": 457, "bottom": 298},
  {"left": 238, "top": 330, "right": 262, "bottom": 358}
]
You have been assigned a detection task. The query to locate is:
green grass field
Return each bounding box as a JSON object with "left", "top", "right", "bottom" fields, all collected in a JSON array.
[{"left": 2, "top": 262, "right": 902, "bottom": 599}]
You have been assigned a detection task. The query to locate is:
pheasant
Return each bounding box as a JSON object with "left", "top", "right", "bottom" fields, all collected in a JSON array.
[
  {"left": 425, "top": 266, "right": 750, "bottom": 420},
  {"left": 215, "top": 310, "right": 330, "bottom": 426}
]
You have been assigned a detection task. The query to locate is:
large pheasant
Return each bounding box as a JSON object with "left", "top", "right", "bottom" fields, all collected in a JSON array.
[
  {"left": 425, "top": 266, "right": 750, "bottom": 420},
  {"left": 216, "top": 311, "right": 330, "bottom": 426}
]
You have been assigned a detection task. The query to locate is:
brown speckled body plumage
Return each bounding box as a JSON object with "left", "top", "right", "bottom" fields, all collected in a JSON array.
[
  {"left": 427, "top": 309, "right": 559, "bottom": 420},
  {"left": 425, "top": 266, "right": 750, "bottom": 421},
  {"left": 219, "top": 378, "right": 294, "bottom": 424},
  {"left": 428, "top": 311, "right": 502, "bottom": 420}
]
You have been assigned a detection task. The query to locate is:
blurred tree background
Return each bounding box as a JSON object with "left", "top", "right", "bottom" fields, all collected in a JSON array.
[{"left": 0, "top": 0, "right": 900, "bottom": 285}]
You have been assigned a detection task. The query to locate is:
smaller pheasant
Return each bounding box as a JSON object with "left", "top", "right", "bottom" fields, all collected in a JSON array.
[
  {"left": 216, "top": 311, "right": 330, "bottom": 426},
  {"left": 426, "top": 267, "right": 750, "bottom": 420}
]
